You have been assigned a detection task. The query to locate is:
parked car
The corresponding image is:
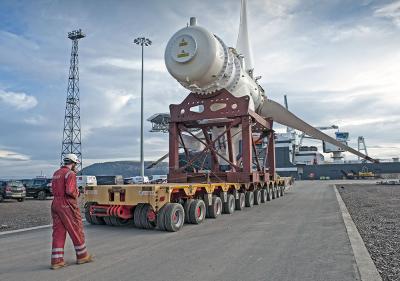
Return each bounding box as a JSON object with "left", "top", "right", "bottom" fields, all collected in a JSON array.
[
  {"left": 0, "top": 180, "right": 26, "bottom": 202},
  {"left": 125, "top": 176, "right": 150, "bottom": 184},
  {"left": 149, "top": 175, "right": 167, "bottom": 184},
  {"left": 77, "top": 175, "right": 97, "bottom": 192},
  {"left": 96, "top": 175, "right": 124, "bottom": 185},
  {"left": 23, "top": 178, "right": 52, "bottom": 200}
]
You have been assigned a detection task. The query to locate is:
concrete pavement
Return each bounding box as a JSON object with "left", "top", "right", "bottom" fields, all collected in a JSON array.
[{"left": 0, "top": 181, "right": 361, "bottom": 281}]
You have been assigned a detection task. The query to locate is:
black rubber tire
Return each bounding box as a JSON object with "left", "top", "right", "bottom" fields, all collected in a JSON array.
[
  {"left": 91, "top": 215, "right": 106, "bottom": 225},
  {"left": 245, "top": 191, "right": 254, "bottom": 207},
  {"left": 280, "top": 185, "right": 284, "bottom": 196},
  {"left": 103, "top": 216, "right": 113, "bottom": 226},
  {"left": 184, "top": 199, "right": 194, "bottom": 223},
  {"left": 219, "top": 192, "right": 226, "bottom": 204},
  {"left": 260, "top": 189, "right": 268, "bottom": 203},
  {"left": 223, "top": 194, "right": 235, "bottom": 214},
  {"left": 189, "top": 199, "right": 206, "bottom": 224},
  {"left": 267, "top": 187, "right": 272, "bottom": 201},
  {"left": 235, "top": 192, "right": 245, "bottom": 210},
  {"left": 110, "top": 216, "right": 132, "bottom": 226},
  {"left": 84, "top": 204, "right": 94, "bottom": 224},
  {"left": 275, "top": 186, "right": 280, "bottom": 198},
  {"left": 164, "top": 203, "right": 185, "bottom": 232},
  {"left": 271, "top": 187, "right": 276, "bottom": 199},
  {"left": 157, "top": 205, "right": 167, "bottom": 231},
  {"left": 204, "top": 194, "right": 211, "bottom": 218},
  {"left": 37, "top": 191, "right": 46, "bottom": 200},
  {"left": 134, "top": 203, "right": 145, "bottom": 228},
  {"left": 17, "top": 198, "right": 25, "bottom": 202},
  {"left": 208, "top": 196, "right": 222, "bottom": 218},
  {"left": 139, "top": 204, "right": 156, "bottom": 229},
  {"left": 84, "top": 203, "right": 105, "bottom": 225},
  {"left": 254, "top": 189, "right": 261, "bottom": 205}
]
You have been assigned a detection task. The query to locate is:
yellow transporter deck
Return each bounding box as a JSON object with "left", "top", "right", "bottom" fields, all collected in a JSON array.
[{"left": 84, "top": 178, "right": 291, "bottom": 212}]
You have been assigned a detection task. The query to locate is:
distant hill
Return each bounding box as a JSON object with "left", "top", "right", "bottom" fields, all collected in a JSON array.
[{"left": 82, "top": 161, "right": 168, "bottom": 177}]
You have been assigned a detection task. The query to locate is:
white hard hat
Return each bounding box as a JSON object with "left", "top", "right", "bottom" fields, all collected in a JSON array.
[{"left": 63, "top": 153, "right": 80, "bottom": 164}]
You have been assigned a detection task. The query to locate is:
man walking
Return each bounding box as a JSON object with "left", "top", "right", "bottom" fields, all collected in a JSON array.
[{"left": 50, "top": 153, "right": 93, "bottom": 269}]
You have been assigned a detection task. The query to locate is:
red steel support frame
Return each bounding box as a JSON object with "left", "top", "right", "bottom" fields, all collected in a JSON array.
[
  {"left": 168, "top": 122, "right": 180, "bottom": 181},
  {"left": 267, "top": 120, "right": 276, "bottom": 180},
  {"left": 168, "top": 89, "right": 276, "bottom": 184}
]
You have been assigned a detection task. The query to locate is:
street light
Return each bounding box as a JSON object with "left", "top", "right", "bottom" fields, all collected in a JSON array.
[{"left": 134, "top": 37, "right": 152, "bottom": 178}]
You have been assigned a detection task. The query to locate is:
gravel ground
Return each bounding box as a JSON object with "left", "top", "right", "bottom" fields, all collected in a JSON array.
[
  {"left": 338, "top": 184, "right": 400, "bottom": 281},
  {"left": 0, "top": 197, "right": 86, "bottom": 232}
]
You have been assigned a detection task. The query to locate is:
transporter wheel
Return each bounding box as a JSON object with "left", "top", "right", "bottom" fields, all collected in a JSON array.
[
  {"left": 245, "top": 191, "right": 254, "bottom": 207},
  {"left": 235, "top": 192, "right": 245, "bottom": 211},
  {"left": 103, "top": 216, "right": 113, "bottom": 226},
  {"left": 84, "top": 205, "right": 93, "bottom": 224},
  {"left": 280, "top": 186, "right": 284, "bottom": 196},
  {"left": 260, "top": 189, "right": 268, "bottom": 203},
  {"left": 189, "top": 199, "right": 206, "bottom": 224},
  {"left": 157, "top": 205, "right": 167, "bottom": 231},
  {"left": 110, "top": 216, "right": 132, "bottom": 227},
  {"left": 267, "top": 187, "right": 272, "bottom": 201},
  {"left": 164, "top": 203, "right": 185, "bottom": 232},
  {"left": 223, "top": 194, "right": 235, "bottom": 214},
  {"left": 275, "top": 186, "right": 280, "bottom": 198},
  {"left": 139, "top": 204, "right": 156, "bottom": 229},
  {"left": 207, "top": 196, "right": 222, "bottom": 218},
  {"left": 271, "top": 187, "right": 276, "bottom": 200},
  {"left": 184, "top": 199, "right": 195, "bottom": 223},
  {"left": 134, "top": 203, "right": 145, "bottom": 228},
  {"left": 84, "top": 203, "right": 105, "bottom": 225},
  {"left": 37, "top": 190, "right": 46, "bottom": 200},
  {"left": 91, "top": 215, "right": 106, "bottom": 225},
  {"left": 254, "top": 189, "right": 261, "bottom": 205}
]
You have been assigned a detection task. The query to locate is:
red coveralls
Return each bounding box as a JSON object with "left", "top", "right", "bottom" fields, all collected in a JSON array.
[{"left": 51, "top": 166, "right": 88, "bottom": 265}]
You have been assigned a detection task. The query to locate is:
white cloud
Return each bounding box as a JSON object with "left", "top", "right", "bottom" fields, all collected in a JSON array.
[
  {"left": 374, "top": 1, "right": 400, "bottom": 27},
  {"left": 334, "top": 116, "right": 400, "bottom": 127},
  {"left": 329, "top": 25, "right": 372, "bottom": 42},
  {"left": 0, "top": 158, "right": 58, "bottom": 178},
  {"left": 0, "top": 89, "right": 38, "bottom": 110},
  {"left": 0, "top": 149, "right": 30, "bottom": 161},
  {"left": 24, "top": 115, "right": 46, "bottom": 125},
  {"left": 90, "top": 57, "right": 166, "bottom": 72}
]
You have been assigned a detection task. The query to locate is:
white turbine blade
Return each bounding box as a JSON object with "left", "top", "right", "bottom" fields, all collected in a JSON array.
[
  {"left": 259, "top": 99, "right": 377, "bottom": 162},
  {"left": 236, "top": 0, "right": 254, "bottom": 72}
]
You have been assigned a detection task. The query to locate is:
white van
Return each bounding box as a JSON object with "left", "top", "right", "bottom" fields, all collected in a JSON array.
[
  {"left": 150, "top": 175, "right": 167, "bottom": 184},
  {"left": 125, "top": 176, "right": 149, "bottom": 184},
  {"left": 77, "top": 175, "right": 97, "bottom": 191}
]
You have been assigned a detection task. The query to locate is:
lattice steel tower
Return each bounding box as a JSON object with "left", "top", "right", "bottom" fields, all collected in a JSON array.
[{"left": 60, "top": 29, "right": 85, "bottom": 172}]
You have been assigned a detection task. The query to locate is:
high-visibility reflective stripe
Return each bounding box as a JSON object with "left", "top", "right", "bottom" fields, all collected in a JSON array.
[
  {"left": 74, "top": 244, "right": 86, "bottom": 250},
  {"left": 76, "top": 249, "right": 86, "bottom": 256},
  {"left": 52, "top": 248, "right": 64, "bottom": 252},
  {"left": 65, "top": 171, "right": 73, "bottom": 179},
  {"left": 76, "top": 249, "right": 87, "bottom": 255},
  {"left": 51, "top": 254, "right": 64, "bottom": 259}
]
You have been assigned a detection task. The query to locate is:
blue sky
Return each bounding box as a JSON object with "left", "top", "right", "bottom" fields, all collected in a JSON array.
[{"left": 0, "top": 0, "right": 400, "bottom": 177}]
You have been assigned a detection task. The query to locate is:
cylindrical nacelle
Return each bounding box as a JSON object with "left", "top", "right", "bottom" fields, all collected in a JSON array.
[{"left": 165, "top": 19, "right": 264, "bottom": 111}]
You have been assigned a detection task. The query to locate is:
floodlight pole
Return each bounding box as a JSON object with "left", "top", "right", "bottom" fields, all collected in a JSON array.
[{"left": 134, "top": 37, "right": 151, "bottom": 178}]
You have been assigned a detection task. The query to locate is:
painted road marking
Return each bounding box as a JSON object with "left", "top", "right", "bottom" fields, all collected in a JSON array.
[{"left": 0, "top": 219, "right": 87, "bottom": 236}]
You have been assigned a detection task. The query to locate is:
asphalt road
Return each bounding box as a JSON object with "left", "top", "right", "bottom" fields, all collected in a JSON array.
[{"left": 0, "top": 181, "right": 362, "bottom": 281}]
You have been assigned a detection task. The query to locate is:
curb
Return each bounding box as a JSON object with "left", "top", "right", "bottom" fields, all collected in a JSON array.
[{"left": 333, "top": 185, "right": 382, "bottom": 281}]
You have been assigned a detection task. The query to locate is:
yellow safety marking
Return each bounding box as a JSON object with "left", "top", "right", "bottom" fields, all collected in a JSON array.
[
  {"left": 177, "top": 52, "right": 189, "bottom": 58},
  {"left": 179, "top": 40, "right": 188, "bottom": 47}
]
